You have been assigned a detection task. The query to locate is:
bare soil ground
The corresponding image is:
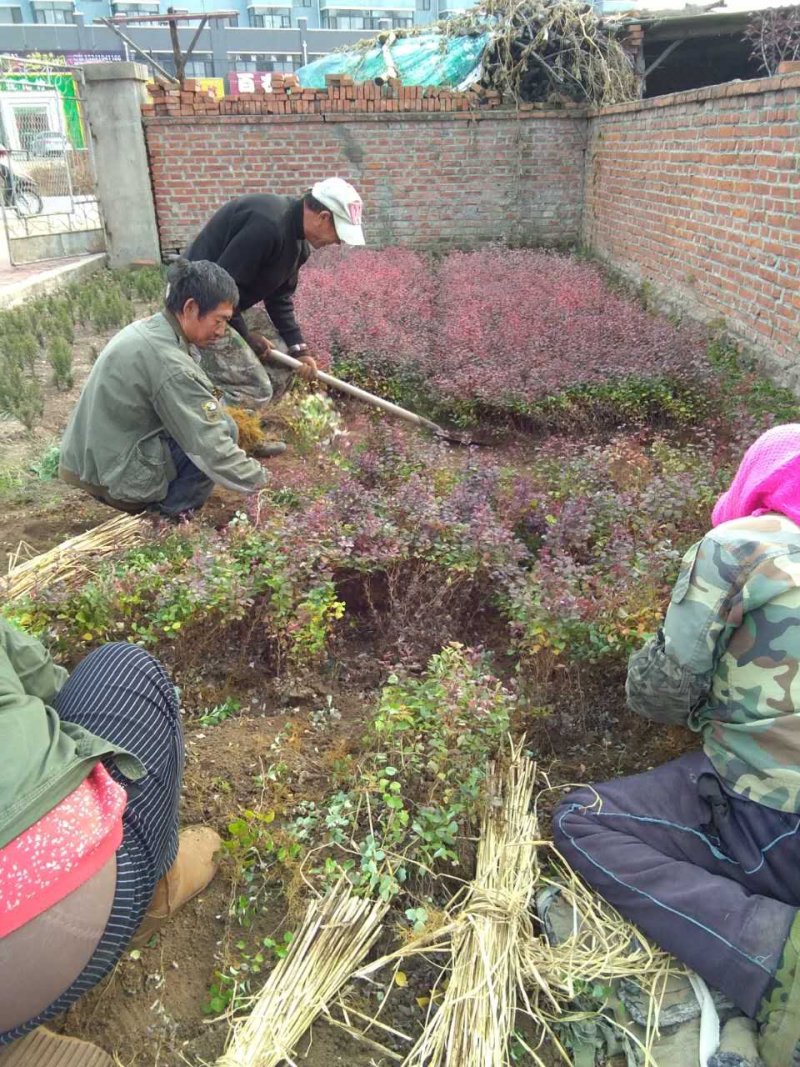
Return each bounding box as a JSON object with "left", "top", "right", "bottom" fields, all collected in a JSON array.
[{"left": 0, "top": 343, "right": 696, "bottom": 1067}]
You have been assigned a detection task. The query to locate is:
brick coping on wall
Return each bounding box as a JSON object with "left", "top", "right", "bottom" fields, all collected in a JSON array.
[
  {"left": 143, "top": 73, "right": 590, "bottom": 120},
  {"left": 141, "top": 109, "right": 588, "bottom": 127},
  {"left": 143, "top": 71, "right": 800, "bottom": 126},
  {"left": 591, "top": 70, "right": 800, "bottom": 117}
]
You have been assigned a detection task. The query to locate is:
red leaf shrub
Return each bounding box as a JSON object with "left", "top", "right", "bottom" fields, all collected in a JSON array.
[
  {"left": 295, "top": 246, "right": 433, "bottom": 377},
  {"left": 295, "top": 246, "right": 711, "bottom": 417},
  {"left": 430, "top": 249, "right": 709, "bottom": 406}
]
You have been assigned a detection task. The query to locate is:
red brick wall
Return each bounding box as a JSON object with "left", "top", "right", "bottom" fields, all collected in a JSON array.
[
  {"left": 584, "top": 75, "right": 800, "bottom": 370},
  {"left": 144, "top": 110, "right": 587, "bottom": 253},
  {"left": 144, "top": 74, "right": 799, "bottom": 373}
]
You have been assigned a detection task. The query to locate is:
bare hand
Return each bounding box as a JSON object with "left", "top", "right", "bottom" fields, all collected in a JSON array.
[
  {"left": 295, "top": 354, "right": 318, "bottom": 381},
  {"left": 249, "top": 333, "right": 270, "bottom": 358}
]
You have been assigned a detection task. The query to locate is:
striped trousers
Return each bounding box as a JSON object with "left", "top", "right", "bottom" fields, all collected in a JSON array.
[{"left": 0, "top": 643, "right": 184, "bottom": 1046}]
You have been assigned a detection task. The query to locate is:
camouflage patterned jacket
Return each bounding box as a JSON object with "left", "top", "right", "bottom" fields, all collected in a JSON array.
[{"left": 626, "top": 513, "right": 800, "bottom": 812}]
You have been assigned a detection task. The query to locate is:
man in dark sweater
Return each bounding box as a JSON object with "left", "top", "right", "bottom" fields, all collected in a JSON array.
[{"left": 184, "top": 178, "right": 364, "bottom": 424}]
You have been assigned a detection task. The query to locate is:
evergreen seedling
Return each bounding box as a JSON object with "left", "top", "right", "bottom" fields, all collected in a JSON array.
[
  {"left": 48, "top": 337, "right": 74, "bottom": 390},
  {"left": 0, "top": 357, "right": 44, "bottom": 430}
]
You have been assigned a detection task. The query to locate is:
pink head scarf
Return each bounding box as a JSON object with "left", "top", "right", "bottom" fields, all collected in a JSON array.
[{"left": 712, "top": 424, "right": 800, "bottom": 528}]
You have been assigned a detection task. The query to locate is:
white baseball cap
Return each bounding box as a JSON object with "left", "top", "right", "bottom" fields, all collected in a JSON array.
[{"left": 311, "top": 177, "right": 365, "bottom": 246}]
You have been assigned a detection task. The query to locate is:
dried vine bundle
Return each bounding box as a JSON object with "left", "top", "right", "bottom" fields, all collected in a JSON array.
[
  {"left": 344, "top": 0, "right": 636, "bottom": 105},
  {"left": 3, "top": 514, "right": 145, "bottom": 602},
  {"left": 477, "top": 0, "right": 637, "bottom": 105},
  {"left": 216, "top": 882, "right": 388, "bottom": 1067}
]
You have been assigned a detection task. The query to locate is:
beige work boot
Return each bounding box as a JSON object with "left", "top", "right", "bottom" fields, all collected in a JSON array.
[
  {"left": 0, "top": 1029, "right": 114, "bottom": 1066},
  {"left": 130, "top": 825, "right": 221, "bottom": 948}
]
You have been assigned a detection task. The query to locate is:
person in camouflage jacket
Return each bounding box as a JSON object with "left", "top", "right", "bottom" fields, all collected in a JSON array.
[{"left": 553, "top": 425, "right": 800, "bottom": 1067}]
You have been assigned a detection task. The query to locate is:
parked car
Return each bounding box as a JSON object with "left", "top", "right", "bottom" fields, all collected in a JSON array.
[{"left": 28, "top": 131, "right": 71, "bottom": 158}]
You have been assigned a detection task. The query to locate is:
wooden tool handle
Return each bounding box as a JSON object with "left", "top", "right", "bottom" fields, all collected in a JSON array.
[{"left": 266, "top": 348, "right": 444, "bottom": 434}]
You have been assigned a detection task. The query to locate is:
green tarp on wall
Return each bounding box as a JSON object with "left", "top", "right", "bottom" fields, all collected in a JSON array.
[{"left": 297, "top": 32, "right": 490, "bottom": 89}]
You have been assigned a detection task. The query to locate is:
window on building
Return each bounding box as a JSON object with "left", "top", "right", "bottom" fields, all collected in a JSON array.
[
  {"left": 420, "top": 0, "right": 431, "bottom": 9},
  {"left": 32, "top": 1, "right": 76, "bottom": 23},
  {"left": 230, "top": 53, "right": 299, "bottom": 72},
  {"left": 184, "top": 57, "right": 214, "bottom": 76},
  {"left": 0, "top": 6, "right": 22, "bottom": 21},
  {"left": 321, "top": 9, "right": 413, "bottom": 29},
  {"left": 111, "top": 1, "right": 161, "bottom": 22},
  {"left": 150, "top": 53, "right": 214, "bottom": 77},
  {"left": 112, "top": 3, "right": 159, "bottom": 12},
  {"left": 249, "top": 7, "right": 291, "bottom": 27}
]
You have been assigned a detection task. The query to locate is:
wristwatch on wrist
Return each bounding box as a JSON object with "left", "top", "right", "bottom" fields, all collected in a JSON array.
[{"left": 289, "top": 343, "right": 308, "bottom": 356}]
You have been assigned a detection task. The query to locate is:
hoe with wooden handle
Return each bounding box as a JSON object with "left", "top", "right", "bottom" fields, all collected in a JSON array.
[{"left": 266, "top": 348, "right": 484, "bottom": 446}]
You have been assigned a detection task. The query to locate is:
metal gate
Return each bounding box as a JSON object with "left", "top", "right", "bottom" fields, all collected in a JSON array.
[{"left": 0, "top": 55, "right": 106, "bottom": 267}]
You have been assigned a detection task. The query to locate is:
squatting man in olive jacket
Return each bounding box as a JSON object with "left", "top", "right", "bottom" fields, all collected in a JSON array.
[{"left": 59, "top": 259, "right": 267, "bottom": 519}]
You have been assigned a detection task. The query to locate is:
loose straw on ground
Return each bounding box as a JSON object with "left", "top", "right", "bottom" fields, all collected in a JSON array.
[
  {"left": 215, "top": 881, "right": 388, "bottom": 1067},
  {"left": 3, "top": 513, "right": 144, "bottom": 601},
  {"left": 356, "top": 745, "right": 676, "bottom": 1067}
]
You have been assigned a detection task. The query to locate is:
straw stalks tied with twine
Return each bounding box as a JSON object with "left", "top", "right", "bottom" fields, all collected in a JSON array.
[
  {"left": 354, "top": 743, "right": 677, "bottom": 1066},
  {"left": 3, "top": 513, "right": 145, "bottom": 602},
  {"left": 215, "top": 883, "right": 388, "bottom": 1067}
]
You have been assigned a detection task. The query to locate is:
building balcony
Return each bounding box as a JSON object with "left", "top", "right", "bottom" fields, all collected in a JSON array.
[{"left": 319, "top": 0, "right": 414, "bottom": 10}]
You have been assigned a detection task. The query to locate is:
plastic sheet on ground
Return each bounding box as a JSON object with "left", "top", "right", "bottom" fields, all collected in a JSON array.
[{"left": 296, "top": 31, "right": 490, "bottom": 89}]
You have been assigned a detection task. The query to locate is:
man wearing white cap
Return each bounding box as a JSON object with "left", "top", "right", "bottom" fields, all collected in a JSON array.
[{"left": 184, "top": 178, "right": 364, "bottom": 450}]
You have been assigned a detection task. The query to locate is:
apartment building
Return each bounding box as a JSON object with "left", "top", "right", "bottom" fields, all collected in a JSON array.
[{"left": 0, "top": 0, "right": 471, "bottom": 80}]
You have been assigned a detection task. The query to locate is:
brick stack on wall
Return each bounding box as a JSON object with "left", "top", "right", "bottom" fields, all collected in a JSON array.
[
  {"left": 144, "top": 74, "right": 509, "bottom": 116},
  {"left": 584, "top": 74, "right": 800, "bottom": 377},
  {"left": 142, "top": 77, "right": 588, "bottom": 252}
]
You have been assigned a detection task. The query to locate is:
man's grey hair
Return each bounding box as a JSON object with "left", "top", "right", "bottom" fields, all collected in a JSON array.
[{"left": 165, "top": 258, "right": 239, "bottom": 316}]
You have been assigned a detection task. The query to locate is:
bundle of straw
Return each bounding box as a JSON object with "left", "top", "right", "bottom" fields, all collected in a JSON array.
[
  {"left": 216, "top": 881, "right": 388, "bottom": 1067},
  {"left": 354, "top": 747, "right": 676, "bottom": 1067},
  {"left": 226, "top": 405, "right": 266, "bottom": 452},
  {"left": 402, "top": 745, "right": 539, "bottom": 1067},
  {"left": 3, "top": 514, "right": 144, "bottom": 602},
  {"left": 521, "top": 853, "right": 673, "bottom": 1007}
]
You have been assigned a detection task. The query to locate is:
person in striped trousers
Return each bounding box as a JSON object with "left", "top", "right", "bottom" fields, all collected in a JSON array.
[{"left": 0, "top": 619, "right": 220, "bottom": 1064}]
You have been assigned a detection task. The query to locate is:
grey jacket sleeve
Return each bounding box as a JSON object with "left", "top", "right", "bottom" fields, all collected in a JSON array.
[{"left": 152, "top": 370, "right": 267, "bottom": 494}]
